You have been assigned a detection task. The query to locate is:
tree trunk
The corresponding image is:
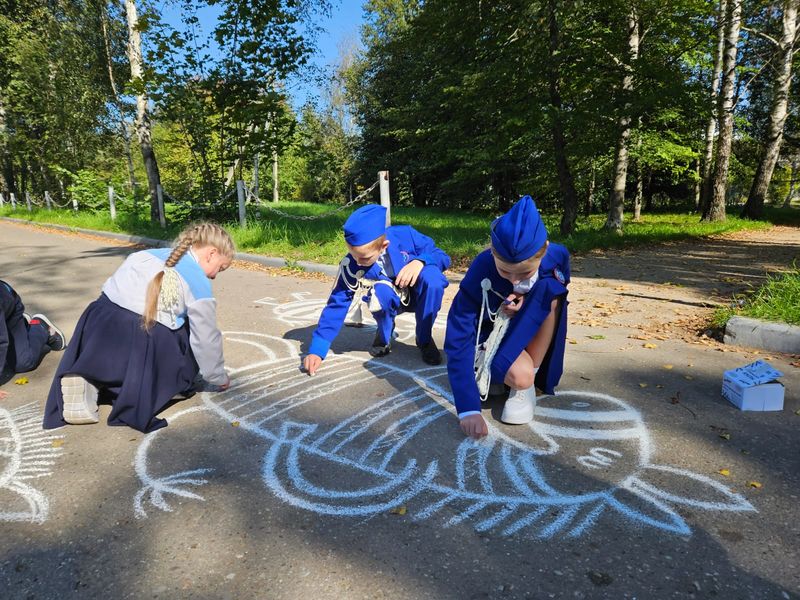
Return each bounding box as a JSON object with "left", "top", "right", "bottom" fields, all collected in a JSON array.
[
  {"left": 585, "top": 161, "right": 596, "bottom": 215},
  {"left": 605, "top": 8, "right": 640, "bottom": 232},
  {"left": 699, "top": 0, "right": 728, "bottom": 214},
  {"left": 125, "top": 0, "right": 162, "bottom": 223},
  {"left": 548, "top": 0, "right": 580, "bottom": 236},
  {"left": 272, "top": 150, "right": 279, "bottom": 202},
  {"left": 703, "top": 0, "right": 742, "bottom": 222},
  {"left": 102, "top": 8, "right": 137, "bottom": 192},
  {"left": 0, "top": 90, "right": 10, "bottom": 194},
  {"left": 784, "top": 157, "right": 798, "bottom": 207},
  {"left": 633, "top": 162, "right": 643, "bottom": 221},
  {"left": 741, "top": 0, "right": 798, "bottom": 219}
]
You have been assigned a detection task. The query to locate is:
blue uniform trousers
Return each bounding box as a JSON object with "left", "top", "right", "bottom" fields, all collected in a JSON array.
[
  {"left": 1, "top": 281, "right": 50, "bottom": 384},
  {"left": 370, "top": 265, "right": 447, "bottom": 347}
]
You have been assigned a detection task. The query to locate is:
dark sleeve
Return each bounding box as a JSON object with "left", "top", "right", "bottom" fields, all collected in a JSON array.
[
  {"left": 408, "top": 227, "right": 451, "bottom": 272},
  {"left": 0, "top": 314, "right": 9, "bottom": 372}
]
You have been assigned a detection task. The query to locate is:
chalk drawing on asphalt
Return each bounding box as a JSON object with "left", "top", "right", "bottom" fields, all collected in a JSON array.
[
  {"left": 0, "top": 402, "right": 64, "bottom": 523},
  {"left": 254, "top": 292, "right": 445, "bottom": 343},
  {"left": 133, "top": 324, "right": 755, "bottom": 538}
]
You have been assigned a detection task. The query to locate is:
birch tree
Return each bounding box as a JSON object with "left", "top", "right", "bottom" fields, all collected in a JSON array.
[
  {"left": 703, "top": 0, "right": 742, "bottom": 222},
  {"left": 699, "top": 0, "right": 727, "bottom": 215},
  {"left": 605, "top": 7, "right": 640, "bottom": 232},
  {"left": 125, "top": 0, "right": 162, "bottom": 223},
  {"left": 741, "top": 0, "right": 799, "bottom": 219}
]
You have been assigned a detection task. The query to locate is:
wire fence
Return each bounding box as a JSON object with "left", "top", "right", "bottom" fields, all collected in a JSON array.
[{"left": 0, "top": 171, "right": 391, "bottom": 229}]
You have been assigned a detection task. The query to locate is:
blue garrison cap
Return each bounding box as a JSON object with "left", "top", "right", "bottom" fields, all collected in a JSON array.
[
  {"left": 490, "top": 195, "right": 548, "bottom": 262},
  {"left": 343, "top": 204, "right": 387, "bottom": 246}
]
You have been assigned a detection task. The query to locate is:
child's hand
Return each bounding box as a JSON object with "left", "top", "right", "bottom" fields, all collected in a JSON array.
[
  {"left": 0, "top": 389, "right": 8, "bottom": 400},
  {"left": 501, "top": 293, "right": 524, "bottom": 316},
  {"left": 303, "top": 354, "right": 323, "bottom": 376},
  {"left": 460, "top": 414, "right": 488, "bottom": 439},
  {"left": 395, "top": 260, "right": 425, "bottom": 288}
]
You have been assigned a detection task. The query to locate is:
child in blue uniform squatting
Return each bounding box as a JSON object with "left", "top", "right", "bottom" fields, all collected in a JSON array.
[
  {"left": 303, "top": 204, "right": 450, "bottom": 375},
  {"left": 445, "top": 196, "right": 570, "bottom": 439},
  {"left": 43, "top": 222, "right": 234, "bottom": 433},
  {"left": 0, "top": 281, "right": 66, "bottom": 396}
]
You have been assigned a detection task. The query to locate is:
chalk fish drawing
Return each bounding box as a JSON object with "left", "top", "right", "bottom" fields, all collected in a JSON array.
[
  {"left": 254, "top": 292, "right": 445, "bottom": 343},
  {"left": 134, "top": 326, "right": 755, "bottom": 538},
  {"left": 0, "top": 402, "right": 64, "bottom": 523}
]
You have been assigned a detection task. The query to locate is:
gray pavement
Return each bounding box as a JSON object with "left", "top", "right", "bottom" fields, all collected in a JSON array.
[{"left": 0, "top": 221, "right": 798, "bottom": 599}]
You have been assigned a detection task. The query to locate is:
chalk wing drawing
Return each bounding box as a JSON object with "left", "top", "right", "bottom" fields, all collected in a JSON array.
[
  {"left": 135, "top": 327, "right": 755, "bottom": 539},
  {"left": 0, "top": 402, "right": 64, "bottom": 523},
  {"left": 255, "top": 291, "right": 445, "bottom": 343}
]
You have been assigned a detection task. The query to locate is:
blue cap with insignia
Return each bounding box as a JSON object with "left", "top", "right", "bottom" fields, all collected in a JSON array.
[
  {"left": 343, "top": 205, "right": 387, "bottom": 246},
  {"left": 490, "top": 195, "right": 548, "bottom": 262}
]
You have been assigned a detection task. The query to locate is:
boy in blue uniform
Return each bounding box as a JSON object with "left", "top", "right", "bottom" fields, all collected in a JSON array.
[
  {"left": 0, "top": 280, "right": 65, "bottom": 394},
  {"left": 303, "top": 204, "right": 450, "bottom": 375},
  {"left": 445, "top": 196, "right": 570, "bottom": 439}
]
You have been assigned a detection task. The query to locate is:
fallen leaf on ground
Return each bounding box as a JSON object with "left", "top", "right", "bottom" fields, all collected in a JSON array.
[
  {"left": 587, "top": 335, "right": 606, "bottom": 340},
  {"left": 718, "top": 469, "right": 730, "bottom": 477},
  {"left": 643, "top": 343, "right": 658, "bottom": 349},
  {"left": 719, "top": 432, "right": 731, "bottom": 440},
  {"left": 684, "top": 375, "right": 694, "bottom": 380},
  {"left": 663, "top": 364, "right": 674, "bottom": 370},
  {"left": 231, "top": 421, "right": 240, "bottom": 427},
  {"left": 639, "top": 383, "right": 648, "bottom": 388},
  {"left": 390, "top": 505, "right": 407, "bottom": 515},
  {"left": 748, "top": 481, "right": 763, "bottom": 489},
  {"left": 14, "top": 377, "right": 28, "bottom": 385},
  {"left": 51, "top": 439, "right": 64, "bottom": 448}
]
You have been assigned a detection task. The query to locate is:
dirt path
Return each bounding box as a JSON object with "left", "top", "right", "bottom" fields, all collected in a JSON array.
[{"left": 567, "top": 225, "right": 800, "bottom": 352}]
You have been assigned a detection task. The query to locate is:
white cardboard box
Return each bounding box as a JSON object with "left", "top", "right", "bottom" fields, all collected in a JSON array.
[{"left": 722, "top": 360, "right": 785, "bottom": 411}]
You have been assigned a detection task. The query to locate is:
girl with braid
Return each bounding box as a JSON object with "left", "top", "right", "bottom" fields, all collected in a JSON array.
[{"left": 43, "top": 222, "right": 235, "bottom": 433}]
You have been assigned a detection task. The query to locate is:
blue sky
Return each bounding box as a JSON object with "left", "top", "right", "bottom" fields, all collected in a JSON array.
[{"left": 158, "top": 1, "right": 365, "bottom": 109}]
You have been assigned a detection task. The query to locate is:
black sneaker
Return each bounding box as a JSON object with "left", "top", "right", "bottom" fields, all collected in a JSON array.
[
  {"left": 31, "top": 313, "right": 66, "bottom": 351},
  {"left": 369, "top": 330, "right": 392, "bottom": 358},
  {"left": 418, "top": 340, "right": 442, "bottom": 365}
]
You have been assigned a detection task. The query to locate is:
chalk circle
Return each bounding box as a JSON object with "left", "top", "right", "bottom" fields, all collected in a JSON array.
[{"left": 571, "top": 401, "right": 591, "bottom": 408}]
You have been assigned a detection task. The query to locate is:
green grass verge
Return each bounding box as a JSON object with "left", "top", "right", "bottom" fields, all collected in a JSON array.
[
  {"left": 713, "top": 268, "right": 800, "bottom": 327},
  {"left": 0, "top": 201, "right": 789, "bottom": 268}
]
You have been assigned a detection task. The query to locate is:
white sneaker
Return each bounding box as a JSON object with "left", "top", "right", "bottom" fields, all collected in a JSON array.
[
  {"left": 61, "top": 375, "right": 100, "bottom": 424},
  {"left": 501, "top": 388, "right": 535, "bottom": 424}
]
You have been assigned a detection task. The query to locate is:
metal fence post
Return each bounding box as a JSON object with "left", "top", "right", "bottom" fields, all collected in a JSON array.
[
  {"left": 108, "top": 185, "right": 117, "bottom": 221},
  {"left": 10, "top": 192, "right": 16, "bottom": 209},
  {"left": 378, "top": 170, "right": 391, "bottom": 226},
  {"left": 236, "top": 180, "right": 247, "bottom": 227},
  {"left": 156, "top": 185, "right": 166, "bottom": 229},
  {"left": 71, "top": 193, "right": 78, "bottom": 211},
  {"left": 25, "top": 192, "right": 32, "bottom": 212},
  {"left": 45, "top": 191, "right": 52, "bottom": 210}
]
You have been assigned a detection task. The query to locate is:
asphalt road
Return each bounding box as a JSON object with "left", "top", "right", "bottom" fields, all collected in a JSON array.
[{"left": 1, "top": 221, "right": 798, "bottom": 599}]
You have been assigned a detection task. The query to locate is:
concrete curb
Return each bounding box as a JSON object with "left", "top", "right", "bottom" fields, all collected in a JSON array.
[
  {"left": 724, "top": 315, "right": 800, "bottom": 354},
  {"left": 1, "top": 216, "right": 463, "bottom": 282}
]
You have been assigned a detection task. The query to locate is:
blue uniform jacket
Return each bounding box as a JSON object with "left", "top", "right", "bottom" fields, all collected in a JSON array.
[
  {"left": 444, "top": 244, "right": 570, "bottom": 416},
  {"left": 309, "top": 225, "right": 451, "bottom": 359}
]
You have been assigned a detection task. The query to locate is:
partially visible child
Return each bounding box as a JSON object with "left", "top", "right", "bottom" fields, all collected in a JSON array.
[
  {"left": 43, "top": 222, "right": 234, "bottom": 433},
  {"left": 444, "top": 196, "right": 570, "bottom": 439},
  {"left": 303, "top": 204, "right": 450, "bottom": 375},
  {"left": 0, "top": 280, "right": 66, "bottom": 395}
]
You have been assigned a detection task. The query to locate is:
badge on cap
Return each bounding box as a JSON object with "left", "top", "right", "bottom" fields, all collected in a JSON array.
[{"left": 554, "top": 268, "right": 565, "bottom": 284}]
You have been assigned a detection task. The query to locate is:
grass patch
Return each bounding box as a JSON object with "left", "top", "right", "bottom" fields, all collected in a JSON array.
[
  {"left": 0, "top": 201, "right": 785, "bottom": 267},
  {"left": 713, "top": 268, "right": 800, "bottom": 327}
]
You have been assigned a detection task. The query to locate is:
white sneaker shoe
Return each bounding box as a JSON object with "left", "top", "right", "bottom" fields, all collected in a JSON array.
[
  {"left": 501, "top": 388, "right": 535, "bottom": 424},
  {"left": 61, "top": 375, "right": 100, "bottom": 424}
]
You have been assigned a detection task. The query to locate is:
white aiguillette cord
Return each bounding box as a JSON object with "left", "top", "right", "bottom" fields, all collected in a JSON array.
[{"left": 474, "top": 278, "right": 511, "bottom": 401}]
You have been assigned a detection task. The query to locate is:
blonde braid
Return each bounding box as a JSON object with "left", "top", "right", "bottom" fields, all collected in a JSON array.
[{"left": 142, "top": 225, "right": 200, "bottom": 331}]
